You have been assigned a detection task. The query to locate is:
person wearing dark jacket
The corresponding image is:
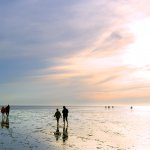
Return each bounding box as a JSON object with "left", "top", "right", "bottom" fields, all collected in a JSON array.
[
  {"left": 5, "top": 105, "right": 10, "bottom": 117},
  {"left": 62, "top": 106, "right": 69, "bottom": 125},
  {"left": 54, "top": 108, "right": 62, "bottom": 125}
]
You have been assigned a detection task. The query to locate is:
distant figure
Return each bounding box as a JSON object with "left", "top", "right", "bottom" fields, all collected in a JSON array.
[
  {"left": 5, "top": 105, "right": 10, "bottom": 117},
  {"left": 54, "top": 124, "right": 61, "bottom": 141},
  {"left": 62, "top": 106, "right": 69, "bottom": 125},
  {"left": 130, "top": 106, "right": 133, "bottom": 110},
  {"left": 54, "top": 108, "right": 62, "bottom": 125},
  {"left": 62, "top": 124, "right": 68, "bottom": 142},
  {"left": 1, "top": 106, "right": 5, "bottom": 118}
]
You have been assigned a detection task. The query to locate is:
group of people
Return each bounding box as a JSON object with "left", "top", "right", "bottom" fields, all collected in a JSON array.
[
  {"left": 1, "top": 105, "right": 10, "bottom": 118},
  {"left": 54, "top": 106, "right": 69, "bottom": 142},
  {"left": 1, "top": 105, "right": 10, "bottom": 129},
  {"left": 54, "top": 106, "right": 69, "bottom": 125}
]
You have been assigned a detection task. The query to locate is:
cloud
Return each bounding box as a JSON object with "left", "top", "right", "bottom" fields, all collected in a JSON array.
[
  {"left": 80, "top": 84, "right": 150, "bottom": 103},
  {"left": 0, "top": 0, "right": 150, "bottom": 104},
  {"left": 0, "top": 0, "right": 135, "bottom": 59}
]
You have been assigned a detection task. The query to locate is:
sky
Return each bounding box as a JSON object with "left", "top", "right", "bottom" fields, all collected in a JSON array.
[{"left": 0, "top": 0, "right": 150, "bottom": 106}]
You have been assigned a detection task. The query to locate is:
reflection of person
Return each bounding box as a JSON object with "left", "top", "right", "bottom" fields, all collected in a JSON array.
[
  {"left": 62, "top": 124, "right": 68, "bottom": 142},
  {"left": 62, "top": 106, "right": 69, "bottom": 125},
  {"left": 1, "top": 117, "right": 5, "bottom": 128},
  {"left": 54, "top": 109, "right": 62, "bottom": 125},
  {"left": 5, "top": 117, "right": 9, "bottom": 128},
  {"left": 1, "top": 117, "right": 9, "bottom": 129},
  {"left": 54, "top": 124, "right": 61, "bottom": 141}
]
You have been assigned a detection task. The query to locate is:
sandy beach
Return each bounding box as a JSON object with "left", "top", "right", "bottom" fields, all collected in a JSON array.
[{"left": 0, "top": 106, "right": 150, "bottom": 150}]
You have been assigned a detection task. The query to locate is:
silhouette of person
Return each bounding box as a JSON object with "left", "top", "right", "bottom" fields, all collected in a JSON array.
[
  {"left": 54, "top": 124, "right": 61, "bottom": 141},
  {"left": 62, "top": 124, "right": 68, "bottom": 142},
  {"left": 62, "top": 106, "right": 69, "bottom": 125},
  {"left": 1, "top": 106, "right": 5, "bottom": 119},
  {"left": 5, "top": 105, "right": 10, "bottom": 117},
  {"left": 54, "top": 108, "right": 62, "bottom": 125}
]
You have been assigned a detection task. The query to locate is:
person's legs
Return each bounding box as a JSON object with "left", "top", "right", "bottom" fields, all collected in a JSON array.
[
  {"left": 7, "top": 111, "right": 9, "bottom": 117},
  {"left": 2, "top": 113, "right": 4, "bottom": 119},
  {"left": 66, "top": 116, "right": 68, "bottom": 125},
  {"left": 57, "top": 118, "right": 59, "bottom": 126},
  {"left": 63, "top": 116, "right": 65, "bottom": 124}
]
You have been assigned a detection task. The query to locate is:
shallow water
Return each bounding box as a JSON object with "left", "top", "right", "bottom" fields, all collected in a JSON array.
[{"left": 0, "top": 106, "right": 150, "bottom": 150}]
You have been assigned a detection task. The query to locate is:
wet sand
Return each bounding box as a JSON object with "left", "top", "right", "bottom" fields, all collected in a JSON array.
[{"left": 0, "top": 106, "right": 150, "bottom": 150}]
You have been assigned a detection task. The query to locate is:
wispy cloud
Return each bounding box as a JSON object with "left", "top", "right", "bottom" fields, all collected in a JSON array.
[{"left": 0, "top": 0, "right": 150, "bottom": 105}]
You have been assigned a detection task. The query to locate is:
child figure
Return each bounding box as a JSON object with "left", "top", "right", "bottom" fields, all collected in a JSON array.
[{"left": 54, "top": 108, "right": 62, "bottom": 125}]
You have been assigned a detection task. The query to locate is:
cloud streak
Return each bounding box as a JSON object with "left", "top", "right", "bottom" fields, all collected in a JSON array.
[{"left": 0, "top": 0, "right": 150, "bottom": 105}]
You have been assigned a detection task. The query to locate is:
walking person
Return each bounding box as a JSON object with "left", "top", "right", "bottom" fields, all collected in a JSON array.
[
  {"left": 1, "top": 106, "right": 5, "bottom": 119},
  {"left": 62, "top": 106, "right": 69, "bottom": 125},
  {"left": 5, "top": 105, "right": 10, "bottom": 117},
  {"left": 54, "top": 108, "right": 62, "bottom": 125}
]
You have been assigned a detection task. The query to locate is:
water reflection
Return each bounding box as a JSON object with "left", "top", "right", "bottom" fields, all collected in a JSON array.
[
  {"left": 54, "top": 124, "right": 61, "bottom": 141},
  {"left": 1, "top": 116, "right": 9, "bottom": 129},
  {"left": 54, "top": 124, "right": 68, "bottom": 142},
  {"left": 62, "top": 124, "right": 68, "bottom": 142}
]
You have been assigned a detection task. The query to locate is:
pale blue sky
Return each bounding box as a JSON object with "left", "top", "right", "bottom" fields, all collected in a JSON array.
[{"left": 0, "top": 0, "right": 150, "bottom": 105}]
